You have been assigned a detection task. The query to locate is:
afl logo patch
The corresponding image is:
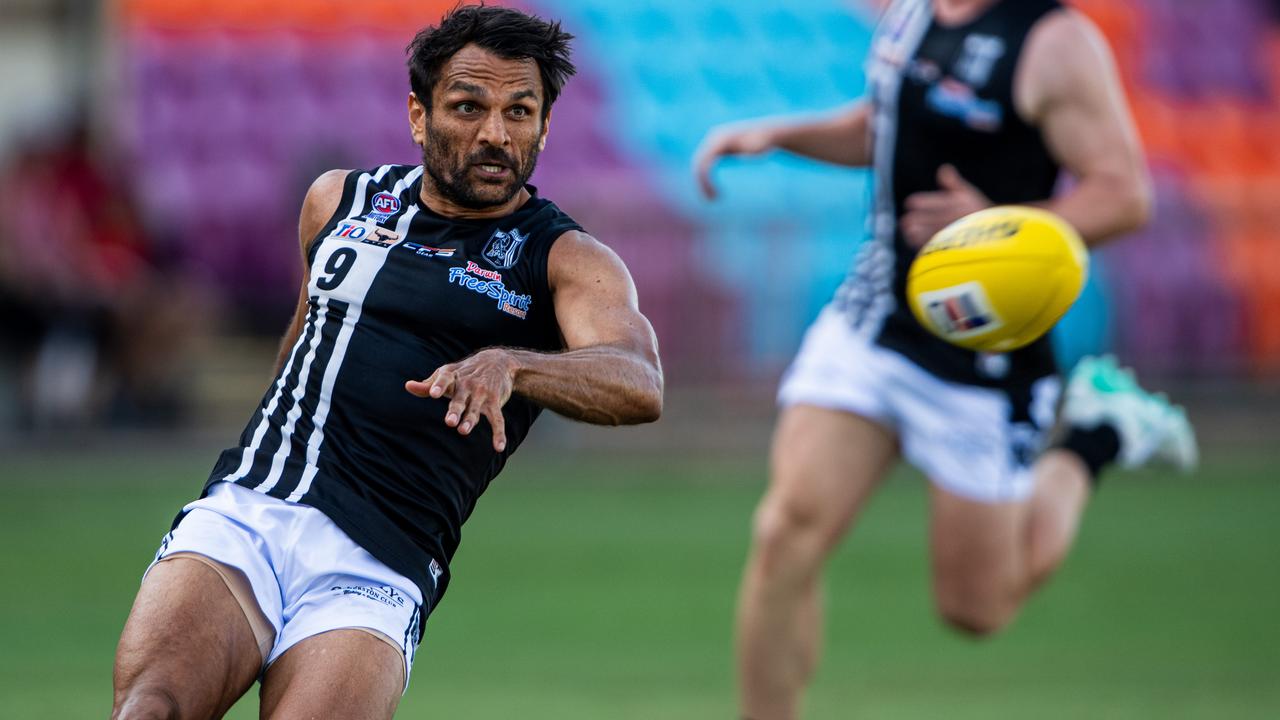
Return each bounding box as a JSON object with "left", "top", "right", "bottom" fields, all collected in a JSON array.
[
  {"left": 481, "top": 227, "right": 529, "bottom": 269},
  {"left": 371, "top": 192, "right": 401, "bottom": 215}
]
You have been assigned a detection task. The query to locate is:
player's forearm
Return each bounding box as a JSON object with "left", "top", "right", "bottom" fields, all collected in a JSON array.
[
  {"left": 506, "top": 345, "right": 663, "bottom": 425},
  {"left": 1040, "top": 170, "right": 1152, "bottom": 246},
  {"left": 768, "top": 105, "right": 872, "bottom": 167}
]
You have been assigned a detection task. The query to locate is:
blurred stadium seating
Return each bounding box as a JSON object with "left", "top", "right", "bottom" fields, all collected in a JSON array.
[
  {"left": 3, "top": 0, "right": 1279, "bottom": 430},
  {"left": 105, "top": 0, "right": 1280, "bottom": 382}
]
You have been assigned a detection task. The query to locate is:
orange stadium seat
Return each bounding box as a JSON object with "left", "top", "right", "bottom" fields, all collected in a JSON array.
[
  {"left": 1129, "top": 92, "right": 1185, "bottom": 162},
  {"left": 116, "top": 0, "right": 464, "bottom": 31},
  {"left": 1068, "top": 0, "right": 1145, "bottom": 81},
  {"left": 1254, "top": 112, "right": 1280, "bottom": 174},
  {"left": 1205, "top": 101, "right": 1262, "bottom": 177},
  {"left": 1248, "top": 273, "right": 1280, "bottom": 369},
  {"left": 365, "top": 0, "right": 466, "bottom": 30}
]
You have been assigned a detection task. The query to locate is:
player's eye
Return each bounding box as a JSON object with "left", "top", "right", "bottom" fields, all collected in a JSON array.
[
  {"left": 508, "top": 105, "right": 531, "bottom": 119},
  {"left": 456, "top": 102, "right": 479, "bottom": 114}
]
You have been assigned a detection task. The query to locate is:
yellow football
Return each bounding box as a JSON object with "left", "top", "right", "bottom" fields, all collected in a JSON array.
[{"left": 906, "top": 206, "right": 1088, "bottom": 352}]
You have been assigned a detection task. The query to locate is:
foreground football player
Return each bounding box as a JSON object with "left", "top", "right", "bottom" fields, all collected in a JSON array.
[
  {"left": 111, "top": 7, "right": 662, "bottom": 718},
  {"left": 694, "top": 1, "right": 1195, "bottom": 718}
]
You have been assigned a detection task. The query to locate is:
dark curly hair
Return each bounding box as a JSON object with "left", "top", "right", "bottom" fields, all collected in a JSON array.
[{"left": 406, "top": 4, "right": 576, "bottom": 121}]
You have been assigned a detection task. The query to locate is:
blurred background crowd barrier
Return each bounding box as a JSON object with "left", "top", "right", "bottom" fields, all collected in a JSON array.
[{"left": 1, "top": 0, "right": 1278, "bottom": 434}]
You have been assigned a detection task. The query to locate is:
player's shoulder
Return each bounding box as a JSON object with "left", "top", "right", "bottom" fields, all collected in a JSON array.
[
  {"left": 301, "top": 164, "right": 419, "bottom": 221},
  {"left": 548, "top": 228, "right": 601, "bottom": 255},
  {"left": 298, "top": 169, "right": 349, "bottom": 247},
  {"left": 1019, "top": 6, "right": 1117, "bottom": 115},
  {"left": 304, "top": 169, "right": 350, "bottom": 208},
  {"left": 1026, "top": 6, "right": 1112, "bottom": 67},
  {"left": 547, "top": 228, "right": 632, "bottom": 288}
]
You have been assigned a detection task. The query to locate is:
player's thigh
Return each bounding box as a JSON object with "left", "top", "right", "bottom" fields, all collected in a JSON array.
[
  {"left": 927, "top": 483, "right": 1025, "bottom": 615},
  {"left": 259, "top": 629, "right": 404, "bottom": 720},
  {"left": 756, "top": 404, "right": 899, "bottom": 554},
  {"left": 113, "top": 557, "right": 261, "bottom": 718}
]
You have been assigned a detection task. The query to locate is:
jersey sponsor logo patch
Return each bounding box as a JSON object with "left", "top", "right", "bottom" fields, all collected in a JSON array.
[
  {"left": 925, "top": 78, "right": 1003, "bottom": 132},
  {"left": 401, "top": 242, "right": 456, "bottom": 258},
  {"left": 330, "top": 219, "right": 401, "bottom": 247},
  {"left": 919, "top": 281, "right": 1003, "bottom": 338},
  {"left": 465, "top": 260, "right": 502, "bottom": 282},
  {"left": 330, "top": 584, "right": 407, "bottom": 608},
  {"left": 447, "top": 266, "right": 531, "bottom": 319},
  {"left": 481, "top": 227, "right": 529, "bottom": 269}
]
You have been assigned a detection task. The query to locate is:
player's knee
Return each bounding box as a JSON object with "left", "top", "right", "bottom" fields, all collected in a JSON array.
[
  {"left": 750, "top": 495, "right": 830, "bottom": 569},
  {"left": 111, "top": 684, "right": 182, "bottom": 720}
]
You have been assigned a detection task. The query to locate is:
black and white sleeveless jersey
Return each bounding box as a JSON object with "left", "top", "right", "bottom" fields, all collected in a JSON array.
[
  {"left": 835, "top": 0, "right": 1064, "bottom": 386},
  {"left": 202, "top": 164, "right": 582, "bottom": 603}
]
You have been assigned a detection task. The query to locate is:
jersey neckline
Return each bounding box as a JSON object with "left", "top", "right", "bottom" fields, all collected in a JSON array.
[{"left": 931, "top": 0, "right": 1006, "bottom": 32}]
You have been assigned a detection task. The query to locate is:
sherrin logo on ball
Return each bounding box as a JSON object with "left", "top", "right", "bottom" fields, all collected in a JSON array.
[{"left": 906, "top": 206, "right": 1088, "bottom": 352}]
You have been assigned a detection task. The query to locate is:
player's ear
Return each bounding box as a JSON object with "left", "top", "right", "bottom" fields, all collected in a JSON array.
[
  {"left": 538, "top": 109, "right": 551, "bottom": 152},
  {"left": 408, "top": 92, "right": 428, "bottom": 147}
]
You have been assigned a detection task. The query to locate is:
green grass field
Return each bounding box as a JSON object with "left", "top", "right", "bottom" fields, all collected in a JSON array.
[{"left": 1, "top": 445, "right": 1276, "bottom": 719}]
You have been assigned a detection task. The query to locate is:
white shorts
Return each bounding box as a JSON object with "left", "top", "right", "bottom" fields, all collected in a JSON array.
[
  {"left": 148, "top": 481, "right": 425, "bottom": 686},
  {"left": 778, "top": 308, "right": 1060, "bottom": 503}
]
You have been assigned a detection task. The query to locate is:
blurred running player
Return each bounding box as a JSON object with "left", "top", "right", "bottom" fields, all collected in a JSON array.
[
  {"left": 111, "top": 7, "right": 662, "bottom": 719},
  {"left": 694, "top": 1, "right": 1196, "bottom": 718}
]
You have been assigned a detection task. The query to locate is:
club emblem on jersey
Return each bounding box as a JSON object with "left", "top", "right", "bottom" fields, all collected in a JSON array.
[
  {"left": 481, "top": 227, "right": 529, "bottom": 269},
  {"left": 954, "top": 34, "right": 1005, "bottom": 89}
]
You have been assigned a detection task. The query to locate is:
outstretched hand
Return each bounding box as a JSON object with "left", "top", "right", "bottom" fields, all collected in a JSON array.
[
  {"left": 692, "top": 124, "right": 776, "bottom": 200},
  {"left": 405, "top": 348, "right": 517, "bottom": 452},
  {"left": 900, "top": 164, "right": 991, "bottom": 247}
]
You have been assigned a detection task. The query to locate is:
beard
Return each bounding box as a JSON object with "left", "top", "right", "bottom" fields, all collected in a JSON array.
[{"left": 422, "top": 122, "right": 542, "bottom": 210}]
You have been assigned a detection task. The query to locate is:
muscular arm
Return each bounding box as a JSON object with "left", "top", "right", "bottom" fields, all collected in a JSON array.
[
  {"left": 507, "top": 232, "right": 663, "bottom": 424},
  {"left": 694, "top": 102, "right": 872, "bottom": 199},
  {"left": 406, "top": 231, "right": 663, "bottom": 451},
  {"left": 271, "top": 169, "right": 347, "bottom": 374},
  {"left": 900, "top": 11, "right": 1152, "bottom": 247},
  {"left": 1016, "top": 9, "right": 1152, "bottom": 245}
]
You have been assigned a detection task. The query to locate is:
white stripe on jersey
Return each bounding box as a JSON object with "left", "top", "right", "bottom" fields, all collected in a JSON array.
[
  {"left": 221, "top": 168, "right": 377, "bottom": 485},
  {"left": 834, "top": 0, "right": 931, "bottom": 335},
  {"left": 287, "top": 195, "right": 421, "bottom": 503},
  {"left": 869, "top": 0, "right": 930, "bottom": 243},
  {"left": 253, "top": 297, "right": 333, "bottom": 494},
  {"left": 219, "top": 309, "right": 316, "bottom": 484},
  {"left": 252, "top": 166, "right": 420, "bottom": 495}
]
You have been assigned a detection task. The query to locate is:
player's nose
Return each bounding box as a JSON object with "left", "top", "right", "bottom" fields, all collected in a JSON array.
[{"left": 476, "top": 110, "right": 510, "bottom": 146}]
